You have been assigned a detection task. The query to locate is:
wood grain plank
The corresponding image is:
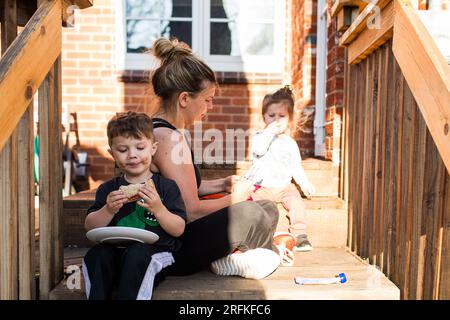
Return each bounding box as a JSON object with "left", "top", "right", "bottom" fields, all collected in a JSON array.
[
  {"left": 398, "top": 75, "right": 415, "bottom": 299},
  {"left": 357, "top": 61, "right": 367, "bottom": 257},
  {"left": 17, "top": 103, "right": 36, "bottom": 300},
  {"left": 393, "top": 0, "right": 450, "bottom": 174},
  {"left": 347, "top": 1, "right": 394, "bottom": 64},
  {"left": 38, "top": 56, "right": 63, "bottom": 299},
  {"left": 340, "top": 0, "right": 392, "bottom": 46},
  {"left": 373, "top": 44, "right": 388, "bottom": 272},
  {"left": 382, "top": 43, "right": 396, "bottom": 279},
  {"left": 0, "top": 0, "right": 61, "bottom": 151},
  {"left": 348, "top": 63, "right": 358, "bottom": 252},
  {"left": 407, "top": 102, "right": 427, "bottom": 299},
  {"left": 438, "top": 174, "right": 450, "bottom": 299},
  {"left": 421, "top": 131, "right": 446, "bottom": 299},
  {"left": 391, "top": 59, "right": 404, "bottom": 287},
  {"left": 0, "top": 0, "right": 18, "bottom": 300},
  {"left": 53, "top": 55, "right": 64, "bottom": 287}
]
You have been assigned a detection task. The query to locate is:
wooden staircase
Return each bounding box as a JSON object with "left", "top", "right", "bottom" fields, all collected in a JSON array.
[
  {"left": 50, "top": 248, "right": 400, "bottom": 300},
  {"left": 0, "top": 0, "right": 93, "bottom": 300},
  {"left": 51, "top": 157, "right": 400, "bottom": 300}
]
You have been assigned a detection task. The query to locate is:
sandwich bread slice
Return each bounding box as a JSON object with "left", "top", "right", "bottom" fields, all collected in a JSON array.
[{"left": 119, "top": 178, "right": 155, "bottom": 203}]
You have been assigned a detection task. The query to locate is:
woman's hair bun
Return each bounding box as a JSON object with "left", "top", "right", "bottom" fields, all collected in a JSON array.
[
  {"left": 281, "top": 84, "right": 293, "bottom": 95},
  {"left": 150, "top": 37, "right": 192, "bottom": 64}
]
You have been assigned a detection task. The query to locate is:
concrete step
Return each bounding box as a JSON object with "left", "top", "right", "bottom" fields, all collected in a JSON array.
[
  {"left": 277, "top": 202, "right": 348, "bottom": 248},
  {"left": 304, "top": 196, "right": 345, "bottom": 209},
  {"left": 50, "top": 248, "right": 399, "bottom": 300},
  {"left": 305, "top": 209, "right": 348, "bottom": 248}
]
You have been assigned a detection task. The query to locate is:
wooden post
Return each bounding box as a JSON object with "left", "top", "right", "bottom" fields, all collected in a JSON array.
[
  {"left": 37, "top": 0, "right": 63, "bottom": 300},
  {"left": 0, "top": 0, "right": 19, "bottom": 300},
  {"left": 438, "top": 175, "right": 450, "bottom": 299},
  {"left": 17, "top": 101, "right": 36, "bottom": 300},
  {"left": 38, "top": 58, "right": 63, "bottom": 299},
  {"left": 15, "top": 0, "right": 38, "bottom": 301}
]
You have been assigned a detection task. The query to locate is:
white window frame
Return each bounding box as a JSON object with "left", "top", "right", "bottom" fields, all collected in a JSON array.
[{"left": 116, "top": 0, "right": 286, "bottom": 73}]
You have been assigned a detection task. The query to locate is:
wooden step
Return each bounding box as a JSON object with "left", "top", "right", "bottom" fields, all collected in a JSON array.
[
  {"left": 49, "top": 248, "right": 399, "bottom": 300},
  {"left": 305, "top": 209, "right": 348, "bottom": 247},
  {"left": 304, "top": 196, "right": 345, "bottom": 209},
  {"left": 62, "top": 186, "right": 346, "bottom": 248},
  {"left": 277, "top": 203, "right": 348, "bottom": 248}
]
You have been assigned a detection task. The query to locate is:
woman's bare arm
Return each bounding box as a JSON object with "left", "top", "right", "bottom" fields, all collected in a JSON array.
[
  {"left": 198, "top": 178, "right": 226, "bottom": 196},
  {"left": 152, "top": 128, "right": 251, "bottom": 222}
]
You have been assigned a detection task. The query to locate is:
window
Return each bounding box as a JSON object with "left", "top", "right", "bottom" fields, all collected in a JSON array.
[{"left": 116, "top": 0, "right": 286, "bottom": 72}]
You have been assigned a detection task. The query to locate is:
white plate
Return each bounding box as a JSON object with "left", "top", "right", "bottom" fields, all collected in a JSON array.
[{"left": 86, "top": 227, "right": 159, "bottom": 246}]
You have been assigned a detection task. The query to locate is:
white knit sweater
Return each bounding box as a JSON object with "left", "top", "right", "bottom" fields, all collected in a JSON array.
[{"left": 245, "top": 130, "right": 313, "bottom": 192}]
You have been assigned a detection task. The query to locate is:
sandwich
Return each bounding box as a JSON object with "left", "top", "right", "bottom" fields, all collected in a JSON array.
[{"left": 119, "top": 178, "right": 156, "bottom": 203}]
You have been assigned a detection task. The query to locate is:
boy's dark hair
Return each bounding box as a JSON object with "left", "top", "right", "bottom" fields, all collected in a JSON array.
[{"left": 107, "top": 111, "right": 153, "bottom": 146}]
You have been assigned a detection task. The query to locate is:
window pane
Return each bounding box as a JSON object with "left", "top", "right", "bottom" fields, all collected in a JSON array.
[
  {"left": 126, "top": 0, "right": 192, "bottom": 19},
  {"left": 172, "top": 0, "right": 192, "bottom": 17},
  {"left": 210, "top": 22, "right": 273, "bottom": 56},
  {"left": 210, "top": 22, "right": 233, "bottom": 55},
  {"left": 211, "top": 0, "right": 238, "bottom": 19},
  {"left": 161, "top": 21, "right": 192, "bottom": 47},
  {"left": 240, "top": 0, "right": 274, "bottom": 20},
  {"left": 211, "top": 0, "right": 273, "bottom": 20},
  {"left": 241, "top": 23, "right": 274, "bottom": 55},
  {"left": 127, "top": 20, "right": 192, "bottom": 53},
  {"left": 127, "top": 20, "right": 160, "bottom": 53}
]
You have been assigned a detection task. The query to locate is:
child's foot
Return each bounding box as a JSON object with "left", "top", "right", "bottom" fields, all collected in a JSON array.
[
  {"left": 210, "top": 248, "right": 280, "bottom": 279},
  {"left": 293, "top": 234, "right": 313, "bottom": 252},
  {"left": 273, "top": 232, "right": 296, "bottom": 266}
]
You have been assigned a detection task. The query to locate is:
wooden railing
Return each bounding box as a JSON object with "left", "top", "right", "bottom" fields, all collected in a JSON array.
[
  {"left": 0, "top": 0, "right": 92, "bottom": 300},
  {"left": 336, "top": 0, "right": 450, "bottom": 299}
]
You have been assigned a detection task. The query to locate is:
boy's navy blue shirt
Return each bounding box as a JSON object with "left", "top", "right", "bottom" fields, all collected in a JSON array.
[{"left": 87, "top": 174, "right": 187, "bottom": 252}]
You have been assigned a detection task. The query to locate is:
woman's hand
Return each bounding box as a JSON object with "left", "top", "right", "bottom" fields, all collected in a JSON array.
[
  {"left": 224, "top": 175, "right": 240, "bottom": 193},
  {"left": 105, "top": 190, "right": 127, "bottom": 215},
  {"left": 137, "top": 186, "right": 164, "bottom": 213},
  {"left": 230, "top": 178, "right": 254, "bottom": 203}
]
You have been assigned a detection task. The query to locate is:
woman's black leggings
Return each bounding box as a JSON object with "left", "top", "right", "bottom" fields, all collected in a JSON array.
[{"left": 167, "top": 199, "right": 279, "bottom": 276}]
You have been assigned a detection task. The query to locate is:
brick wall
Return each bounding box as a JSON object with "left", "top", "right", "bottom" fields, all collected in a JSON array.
[
  {"left": 290, "top": 0, "right": 317, "bottom": 157},
  {"left": 62, "top": 0, "right": 287, "bottom": 189},
  {"left": 325, "top": 2, "right": 345, "bottom": 164}
]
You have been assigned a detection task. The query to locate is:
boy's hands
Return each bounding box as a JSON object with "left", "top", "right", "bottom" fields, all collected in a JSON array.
[
  {"left": 137, "top": 186, "right": 164, "bottom": 213},
  {"left": 105, "top": 190, "right": 127, "bottom": 215}
]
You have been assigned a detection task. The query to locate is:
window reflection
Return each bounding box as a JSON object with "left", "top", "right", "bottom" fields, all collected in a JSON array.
[
  {"left": 210, "top": 0, "right": 275, "bottom": 56},
  {"left": 126, "top": 0, "right": 192, "bottom": 53}
]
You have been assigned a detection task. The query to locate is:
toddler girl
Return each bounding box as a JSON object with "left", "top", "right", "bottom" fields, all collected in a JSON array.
[{"left": 245, "top": 86, "right": 315, "bottom": 265}]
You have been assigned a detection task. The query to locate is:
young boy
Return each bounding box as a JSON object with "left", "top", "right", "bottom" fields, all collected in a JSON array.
[{"left": 83, "top": 111, "right": 187, "bottom": 300}]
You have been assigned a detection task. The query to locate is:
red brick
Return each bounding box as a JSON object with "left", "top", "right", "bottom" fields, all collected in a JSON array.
[
  {"left": 232, "top": 98, "right": 251, "bottom": 106},
  {"left": 66, "top": 34, "right": 91, "bottom": 42},
  {"left": 206, "top": 115, "right": 231, "bottom": 123},
  {"left": 222, "top": 106, "right": 247, "bottom": 114}
]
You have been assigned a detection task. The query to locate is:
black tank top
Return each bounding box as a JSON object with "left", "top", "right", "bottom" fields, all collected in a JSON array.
[{"left": 152, "top": 118, "right": 202, "bottom": 189}]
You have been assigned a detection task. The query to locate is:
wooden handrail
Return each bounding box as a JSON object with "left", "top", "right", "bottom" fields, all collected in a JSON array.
[
  {"left": 392, "top": 0, "right": 450, "bottom": 173},
  {"left": 0, "top": 0, "right": 61, "bottom": 152},
  {"left": 340, "top": 0, "right": 392, "bottom": 46},
  {"left": 331, "top": 0, "right": 368, "bottom": 17},
  {"left": 347, "top": 1, "right": 394, "bottom": 64}
]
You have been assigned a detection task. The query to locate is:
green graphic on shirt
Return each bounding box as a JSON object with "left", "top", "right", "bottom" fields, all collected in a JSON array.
[{"left": 117, "top": 202, "right": 159, "bottom": 228}]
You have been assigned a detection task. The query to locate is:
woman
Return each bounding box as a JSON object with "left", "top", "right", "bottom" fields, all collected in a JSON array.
[{"left": 148, "top": 38, "right": 281, "bottom": 279}]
